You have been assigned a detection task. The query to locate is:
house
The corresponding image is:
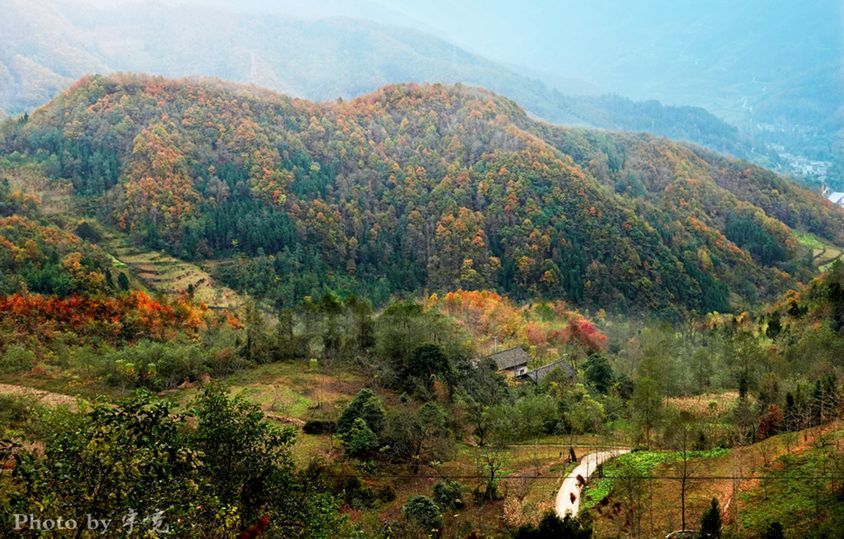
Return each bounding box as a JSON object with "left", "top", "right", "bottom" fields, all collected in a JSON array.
[
  {"left": 519, "top": 359, "right": 576, "bottom": 384},
  {"left": 485, "top": 347, "right": 531, "bottom": 377},
  {"left": 827, "top": 192, "right": 844, "bottom": 207}
]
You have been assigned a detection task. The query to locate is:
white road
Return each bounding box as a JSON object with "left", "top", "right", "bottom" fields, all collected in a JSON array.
[{"left": 555, "top": 449, "right": 630, "bottom": 517}]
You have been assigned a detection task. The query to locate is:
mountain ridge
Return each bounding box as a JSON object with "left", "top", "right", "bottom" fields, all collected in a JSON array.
[
  {"left": 0, "top": 0, "right": 752, "bottom": 161},
  {"left": 2, "top": 73, "right": 841, "bottom": 316}
]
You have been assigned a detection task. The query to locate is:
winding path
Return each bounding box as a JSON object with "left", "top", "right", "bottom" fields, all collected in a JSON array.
[{"left": 555, "top": 449, "right": 630, "bottom": 517}]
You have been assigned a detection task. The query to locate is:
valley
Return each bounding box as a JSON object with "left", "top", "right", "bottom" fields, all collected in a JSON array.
[{"left": 0, "top": 4, "right": 842, "bottom": 534}]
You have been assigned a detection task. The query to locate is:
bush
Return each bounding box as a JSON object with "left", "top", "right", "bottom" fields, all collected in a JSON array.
[
  {"left": 0, "top": 345, "right": 35, "bottom": 373},
  {"left": 341, "top": 417, "right": 379, "bottom": 458},
  {"left": 0, "top": 395, "right": 38, "bottom": 437},
  {"left": 76, "top": 339, "right": 253, "bottom": 390},
  {"left": 303, "top": 419, "right": 336, "bottom": 435},
  {"left": 763, "top": 522, "right": 784, "bottom": 539},
  {"left": 514, "top": 512, "right": 592, "bottom": 539},
  {"left": 699, "top": 497, "right": 722, "bottom": 539},
  {"left": 0, "top": 344, "right": 35, "bottom": 372},
  {"left": 336, "top": 388, "right": 385, "bottom": 437},
  {"left": 433, "top": 479, "right": 465, "bottom": 510},
  {"left": 375, "top": 485, "right": 396, "bottom": 503},
  {"left": 402, "top": 496, "right": 443, "bottom": 534}
]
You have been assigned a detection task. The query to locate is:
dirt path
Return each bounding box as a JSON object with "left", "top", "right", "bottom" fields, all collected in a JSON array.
[
  {"left": 0, "top": 383, "right": 79, "bottom": 410},
  {"left": 555, "top": 449, "right": 629, "bottom": 517}
]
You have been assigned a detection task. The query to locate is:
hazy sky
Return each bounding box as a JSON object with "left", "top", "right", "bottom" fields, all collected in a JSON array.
[{"left": 53, "top": 0, "right": 844, "bottom": 105}]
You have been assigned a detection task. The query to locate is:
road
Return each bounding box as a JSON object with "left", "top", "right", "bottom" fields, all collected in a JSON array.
[
  {"left": 555, "top": 449, "right": 630, "bottom": 517},
  {"left": 0, "top": 383, "right": 79, "bottom": 409}
]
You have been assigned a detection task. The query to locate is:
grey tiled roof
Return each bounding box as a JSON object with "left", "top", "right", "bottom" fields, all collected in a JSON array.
[
  {"left": 488, "top": 347, "right": 531, "bottom": 370},
  {"left": 519, "top": 359, "right": 575, "bottom": 383}
]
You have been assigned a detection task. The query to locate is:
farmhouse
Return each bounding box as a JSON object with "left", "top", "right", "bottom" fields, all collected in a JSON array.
[
  {"left": 485, "top": 347, "right": 531, "bottom": 376},
  {"left": 519, "top": 359, "right": 576, "bottom": 384}
]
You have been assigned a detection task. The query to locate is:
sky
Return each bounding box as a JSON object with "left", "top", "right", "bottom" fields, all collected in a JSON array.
[{"left": 54, "top": 0, "right": 843, "bottom": 106}]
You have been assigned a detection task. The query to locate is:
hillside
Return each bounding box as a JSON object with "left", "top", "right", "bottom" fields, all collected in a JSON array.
[
  {"left": 0, "top": 0, "right": 751, "bottom": 160},
  {"left": 2, "top": 74, "right": 843, "bottom": 316}
]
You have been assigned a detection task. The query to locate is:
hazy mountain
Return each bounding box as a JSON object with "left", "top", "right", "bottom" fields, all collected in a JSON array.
[
  {"left": 0, "top": 0, "right": 752, "bottom": 160},
  {"left": 3, "top": 74, "right": 842, "bottom": 314},
  {"left": 379, "top": 0, "right": 844, "bottom": 184}
]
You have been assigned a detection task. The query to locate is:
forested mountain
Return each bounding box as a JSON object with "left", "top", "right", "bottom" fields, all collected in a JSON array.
[
  {"left": 2, "top": 74, "right": 842, "bottom": 316},
  {"left": 0, "top": 0, "right": 751, "bottom": 160}
]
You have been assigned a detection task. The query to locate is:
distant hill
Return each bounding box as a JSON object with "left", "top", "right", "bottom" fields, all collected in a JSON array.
[
  {"left": 2, "top": 74, "right": 843, "bottom": 316},
  {"left": 384, "top": 0, "right": 843, "bottom": 171},
  {"left": 0, "top": 0, "right": 752, "bottom": 160}
]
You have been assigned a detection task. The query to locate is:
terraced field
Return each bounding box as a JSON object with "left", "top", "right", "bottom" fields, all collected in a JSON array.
[
  {"left": 102, "top": 231, "right": 245, "bottom": 311},
  {"left": 796, "top": 231, "right": 843, "bottom": 271}
]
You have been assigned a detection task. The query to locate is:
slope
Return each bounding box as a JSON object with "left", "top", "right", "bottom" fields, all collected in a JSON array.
[{"left": 2, "top": 74, "right": 842, "bottom": 316}]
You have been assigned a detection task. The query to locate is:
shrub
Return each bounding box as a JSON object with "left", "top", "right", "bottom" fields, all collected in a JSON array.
[
  {"left": 763, "top": 522, "right": 784, "bottom": 539},
  {"left": 336, "top": 388, "right": 385, "bottom": 437},
  {"left": 0, "top": 345, "right": 36, "bottom": 372},
  {"left": 433, "top": 479, "right": 465, "bottom": 510},
  {"left": 699, "top": 497, "right": 722, "bottom": 538},
  {"left": 376, "top": 485, "right": 396, "bottom": 503},
  {"left": 514, "top": 512, "right": 592, "bottom": 539},
  {"left": 303, "top": 419, "right": 336, "bottom": 435},
  {"left": 402, "top": 495, "right": 443, "bottom": 534},
  {"left": 341, "top": 417, "right": 379, "bottom": 458}
]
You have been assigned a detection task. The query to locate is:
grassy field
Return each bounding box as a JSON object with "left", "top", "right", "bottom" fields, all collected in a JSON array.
[
  {"left": 795, "top": 231, "right": 843, "bottom": 271},
  {"left": 585, "top": 420, "right": 843, "bottom": 538},
  {"left": 736, "top": 425, "right": 844, "bottom": 538}
]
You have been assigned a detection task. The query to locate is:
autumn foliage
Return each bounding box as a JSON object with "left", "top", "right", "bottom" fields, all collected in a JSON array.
[
  {"left": 3, "top": 74, "right": 840, "bottom": 314},
  {"left": 0, "top": 291, "right": 207, "bottom": 344},
  {"left": 429, "top": 289, "right": 606, "bottom": 360}
]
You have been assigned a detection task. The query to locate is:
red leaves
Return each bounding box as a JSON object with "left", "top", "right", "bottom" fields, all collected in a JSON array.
[
  {"left": 432, "top": 290, "right": 606, "bottom": 356},
  {"left": 567, "top": 318, "right": 607, "bottom": 353},
  {"left": 0, "top": 291, "right": 206, "bottom": 343}
]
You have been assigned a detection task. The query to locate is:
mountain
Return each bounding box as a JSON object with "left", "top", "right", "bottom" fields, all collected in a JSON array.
[
  {"left": 0, "top": 0, "right": 752, "bottom": 161},
  {"left": 3, "top": 74, "right": 842, "bottom": 316},
  {"left": 362, "top": 0, "right": 844, "bottom": 186}
]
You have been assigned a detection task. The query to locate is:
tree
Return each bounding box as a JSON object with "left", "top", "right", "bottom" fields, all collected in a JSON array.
[
  {"left": 514, "top": 512, "right": 592, "bottom": 539},
  {"left": 341, "top": 417, "right": 379, "bottom": 458},
  {"left": 242, "top": 297, "right": 271, "bottom": 362},
  {"left": 191, "top": 385, "right": 342, "bottom": 536},
  {"left": 699, "top": 497, "right": 722, "bottom": 539},
  {"left": 337, "top": 388, "right": 385, "bottom": 439},
  {"left": 475, "top": 447, "right": 509, "bottom": 502},
  {"left": 406, "top": 343, "right": 453, "bottom": 392},
  {"left": 514, "top": 393, "right": 559, "bottom": 440},
  {"left": 615, "top": 459, "right": 647, "bottom": 538},
  {"left": 10, "top": 393, "right": 218, "bottom": 537},
  {"left": 8, "top": 389, "right": 344, "bottom": 538},
  {"left": 584, "top": 354, "right": 614, "bottom": 394},
  {"left": 383, "top": 402, "right": 450, "bottom": 473},
  {"left": 632, "top": 377, "right": 663, "bottom": 448},
  {"left": 763, "top": 521, "right": 784, "bottom": 539},
  {"left": 117, "top": 271, "right": 130, "bottom": 291},
  {"left": 666, "top": 413, "right": 697, "bottom": 532},
  {"left": 402, "top": 495, "right": 443, "bottom": 535}
]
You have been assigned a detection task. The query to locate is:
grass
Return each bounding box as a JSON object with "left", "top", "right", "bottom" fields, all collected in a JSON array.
[
  {"left": 736, "top": 427, "right": 844, "bottom": 538},
  {"left": 795, "top": 231, "right": 843, "bottom": 271},
  {"left": 581, "top": 448, "right": 729, "bottom": 511}
]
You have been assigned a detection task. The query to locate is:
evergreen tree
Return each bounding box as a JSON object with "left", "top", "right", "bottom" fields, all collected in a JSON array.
[{"left": 699, "top": 497, "right": 722, "bottom": 539}]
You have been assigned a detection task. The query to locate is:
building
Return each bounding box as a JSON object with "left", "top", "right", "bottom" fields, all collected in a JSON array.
[
  {"left": 485, "top": 347, "right": 531, "bottom": 377},
  {"left": 827, "top": 192, "right": 844, "bottom": 207},
  {"left": 519, "top": 359, "right": 576, "bottom": 384}
]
